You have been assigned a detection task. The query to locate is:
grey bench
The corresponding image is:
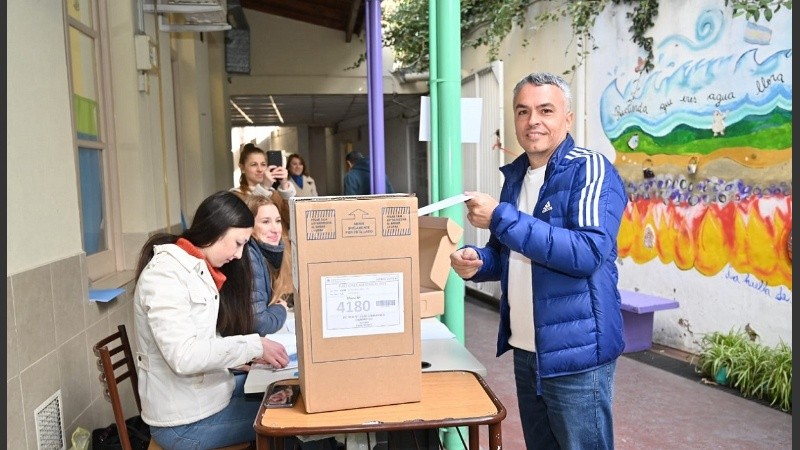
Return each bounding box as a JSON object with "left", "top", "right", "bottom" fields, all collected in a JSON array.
[{"left": 619, "top": 290, "right": 679, "bottom": 353}]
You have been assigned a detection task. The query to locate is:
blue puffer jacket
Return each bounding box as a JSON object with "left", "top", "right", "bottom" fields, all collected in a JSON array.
[
  {"left": 466, "top": 133, "right": 627, "bottom": 380},
  {"left": 246, "top": 238, "right": 288, "bottom": 336}
]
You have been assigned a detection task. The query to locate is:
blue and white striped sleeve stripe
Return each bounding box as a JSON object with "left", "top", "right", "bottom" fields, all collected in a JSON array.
[{"left": 565, "top": 148, "right": 605, "bottom": 227}]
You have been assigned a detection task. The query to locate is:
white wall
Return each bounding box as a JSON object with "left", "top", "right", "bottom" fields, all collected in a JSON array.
[{"left": 7, "top": 1, "right": 83, "bottom": 275}]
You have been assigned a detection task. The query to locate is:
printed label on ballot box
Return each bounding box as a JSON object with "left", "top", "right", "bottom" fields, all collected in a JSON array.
[{"left": 321, "top": 273, "right": 405, "bottom": 338}]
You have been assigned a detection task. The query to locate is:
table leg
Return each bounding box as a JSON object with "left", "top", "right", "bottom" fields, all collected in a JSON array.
[
  {"left": 488, "top": 423, "right": 502, "bottom": 449},
  {"left": 256, "top": 434, "right": 270, "bottom": 450}
]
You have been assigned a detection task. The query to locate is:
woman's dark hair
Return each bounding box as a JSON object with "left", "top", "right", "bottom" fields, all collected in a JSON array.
[
  {"left": 238, "top": 144, "right": 267, "bottom": 193},
  {"left": 134, "top": 191, "right": 256, "bottom": 336},
  {"left": 286, "top": 153, "right": 308, "bottom": 176}
]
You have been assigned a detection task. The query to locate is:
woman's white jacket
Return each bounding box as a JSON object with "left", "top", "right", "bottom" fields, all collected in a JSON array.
[{"left": 133, "top": 244, "right": 263, "bottom": 427}]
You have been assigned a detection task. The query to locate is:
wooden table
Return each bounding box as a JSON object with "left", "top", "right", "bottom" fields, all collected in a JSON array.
[{"left": 253, "top": 370, "right": 506, "bottom": 449}]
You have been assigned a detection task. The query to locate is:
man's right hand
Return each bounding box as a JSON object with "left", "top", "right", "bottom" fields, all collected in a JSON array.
[
  {"left": 450, "top": 247, "right": 482, "bottom": 280},
  {"left": 464, "top": 191, "right": 499, "bottom": 229}
]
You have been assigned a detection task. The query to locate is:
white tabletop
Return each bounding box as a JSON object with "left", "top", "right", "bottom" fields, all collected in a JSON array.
[{"left": 244, "top": 316, "right": 486, "bottom": 394}]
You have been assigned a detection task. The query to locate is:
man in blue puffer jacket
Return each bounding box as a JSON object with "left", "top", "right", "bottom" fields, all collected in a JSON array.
[
  {"left": 451, "top": 72, "right": 627, "bottom": 450},
  {"left": 343, "top": 151, "right": 395, "bottom": 195}
]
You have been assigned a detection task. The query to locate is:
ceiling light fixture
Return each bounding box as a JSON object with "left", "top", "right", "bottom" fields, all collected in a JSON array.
[
  {"left": 269, "top": 95, "right": 285, "bottom": 124},
  {"left": 230, "top": 99, "right": 253, "bottom": 124}
]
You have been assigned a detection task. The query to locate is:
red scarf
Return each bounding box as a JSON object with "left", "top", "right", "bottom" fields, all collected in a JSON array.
[{"left": 175, "top": 238, "right": 227, "bottom": 290}]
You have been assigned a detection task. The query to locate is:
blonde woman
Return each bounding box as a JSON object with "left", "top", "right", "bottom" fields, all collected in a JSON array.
[{"left": 244, "top": 194, "right": 294, "bottom": 335}]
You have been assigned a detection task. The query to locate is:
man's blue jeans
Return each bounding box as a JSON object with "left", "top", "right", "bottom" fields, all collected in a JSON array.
[
  {"left": 513, "top": 348, "right": 616, "bottom": 450},
  {"left": 150, "top": 373, "right": 260, "bottom": 450}
]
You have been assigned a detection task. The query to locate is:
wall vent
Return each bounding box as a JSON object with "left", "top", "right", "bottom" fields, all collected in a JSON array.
[{"left": 34, "top": 390, "right": 65, "bottom": 450}]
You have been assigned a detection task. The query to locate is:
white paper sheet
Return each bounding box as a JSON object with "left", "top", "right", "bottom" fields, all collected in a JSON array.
[
  {"left": 421, "top": 317, "right": 457, "bottom": 340},
  {"left": 417, "top": 193, "right": 473, "bottom": 217}
]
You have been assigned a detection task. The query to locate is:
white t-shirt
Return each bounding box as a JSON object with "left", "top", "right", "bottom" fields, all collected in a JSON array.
[{"left": 507, "top": 165, "right": 546, "bottom": 352}]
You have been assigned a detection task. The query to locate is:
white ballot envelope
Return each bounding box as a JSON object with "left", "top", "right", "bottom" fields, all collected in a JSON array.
[{"left": 418, "top": 194, "right": 473, "bottom": 217}]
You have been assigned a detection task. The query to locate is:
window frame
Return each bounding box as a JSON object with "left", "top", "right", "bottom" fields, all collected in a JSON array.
[{"left": 65, "top": 0, "right": 123, "bottom": 282}]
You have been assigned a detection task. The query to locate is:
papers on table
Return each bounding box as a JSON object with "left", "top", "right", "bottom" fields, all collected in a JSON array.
[
  {"left": 245, "top": 317, "right": 480, "bottom": 393},
  {"left": 421, "top": 317, "right": 456, "bottom": 340},
  {"left": 255, "top": 333, "right": 298, "bottom": 372}
]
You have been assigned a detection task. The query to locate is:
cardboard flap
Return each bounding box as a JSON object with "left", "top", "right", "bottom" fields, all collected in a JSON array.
[
  {"left": 418, "top": 216, "right": 464, "bottom": 291},
  {"left": 418, "top": 216, "right": 464, "bottom": 244},
  {"left": 445, "top": 217, "right": 464, "bottom": 244}
]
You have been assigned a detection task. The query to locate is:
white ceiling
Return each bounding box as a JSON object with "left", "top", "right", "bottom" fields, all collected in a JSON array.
[{"left": 229, "top": 93, "right": 423, "bottom": 129}]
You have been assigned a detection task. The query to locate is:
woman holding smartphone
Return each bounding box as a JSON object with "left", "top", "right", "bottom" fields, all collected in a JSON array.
[
  {"left": 231, "top": 144, "right": 295, "bottom": 232},
  {"left": 231, "top": 144, "right": 295, "bottom": 200}
]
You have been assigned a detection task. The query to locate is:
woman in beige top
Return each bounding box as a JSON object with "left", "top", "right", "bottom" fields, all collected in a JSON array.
[{"left": 286, "top": 153, "right": 319, "bottom": 197}]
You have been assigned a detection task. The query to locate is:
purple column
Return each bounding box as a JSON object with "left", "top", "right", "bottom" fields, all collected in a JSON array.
[{"left": 366, "top": 0, "right": 386, "bottom": 194}]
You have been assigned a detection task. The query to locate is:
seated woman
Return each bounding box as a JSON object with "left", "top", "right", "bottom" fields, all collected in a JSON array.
[
  {"left": 244, "top": 194, "right": 293, "bottom": 335},
  {"left": 133, "top": 191, "right": 289, "bottom": 450}
]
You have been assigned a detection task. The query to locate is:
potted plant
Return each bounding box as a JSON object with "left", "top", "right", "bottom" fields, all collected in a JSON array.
[
  {"left": 726, "top": 339, "right": 771, "bottom": 397},
  {"left": 696, "top": 328, "right": 792, "bottom": 413},
  {"left": 696, "top": 328, "right": 749, "bottom": 386},
  {"left": 762, "top": 342, "right": 792, "bottom": 412}
]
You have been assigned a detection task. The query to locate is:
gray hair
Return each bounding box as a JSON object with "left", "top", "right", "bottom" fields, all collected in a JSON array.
[{"left": 512, "top": 72, "right": 572, "bottom": 112}]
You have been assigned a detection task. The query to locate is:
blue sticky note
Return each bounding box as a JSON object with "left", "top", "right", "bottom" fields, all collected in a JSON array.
[{"left": 89, "top": 288, "right": 125, "bottom": 303}]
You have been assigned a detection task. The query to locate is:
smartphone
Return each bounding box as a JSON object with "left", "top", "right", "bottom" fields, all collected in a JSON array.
[
  {"left": 267, "top": 150, "right": 283, "bottom": 167},
  {"left": 265, "top": 383, "right": 300, "bottom": 408}
]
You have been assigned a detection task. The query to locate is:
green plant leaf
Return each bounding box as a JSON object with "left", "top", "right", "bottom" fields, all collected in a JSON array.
[{"left": 377, "top": 0, "right": 788, "bottom": 75}]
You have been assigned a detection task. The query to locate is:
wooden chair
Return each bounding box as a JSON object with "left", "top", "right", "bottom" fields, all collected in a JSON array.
[{"left": 93, "top": 325, "right": 253, "bottom": 450}]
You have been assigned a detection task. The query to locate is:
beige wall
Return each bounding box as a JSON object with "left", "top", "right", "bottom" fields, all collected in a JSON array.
[
  {"left": 208, "top": 32, "right": 234, "bottom": 193},
  {"left": 228, "top": 10, "right": 421, "bottom": 97},
  {"left": 7, "top": 1, "right": 83, "bottom": 275}
]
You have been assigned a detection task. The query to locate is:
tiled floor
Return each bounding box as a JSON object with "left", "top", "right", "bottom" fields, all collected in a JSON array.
[{"left": 462, "top": 294, "right": 792, "bottom": 450}]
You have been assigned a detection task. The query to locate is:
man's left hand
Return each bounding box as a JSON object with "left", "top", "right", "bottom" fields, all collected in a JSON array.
[{"left": 464, "top": 191, "right": 498, "bottom": 229}]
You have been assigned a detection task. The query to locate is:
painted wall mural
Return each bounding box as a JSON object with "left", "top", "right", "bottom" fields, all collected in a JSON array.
[{"left": 594, "top": 4, "right": 792, "bottom": 291}]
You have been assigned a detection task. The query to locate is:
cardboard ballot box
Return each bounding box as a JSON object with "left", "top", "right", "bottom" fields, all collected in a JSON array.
[
  {"left": 418, "top": 216, "right": 463, "bottom": 318},
  {"left": 289, "top": 195, "right": 422, "bottom": 413}
]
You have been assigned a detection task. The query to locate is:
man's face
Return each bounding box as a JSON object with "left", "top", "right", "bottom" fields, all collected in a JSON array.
[{"left": 513, "top": 83, "right": 574, "bottom": 168}]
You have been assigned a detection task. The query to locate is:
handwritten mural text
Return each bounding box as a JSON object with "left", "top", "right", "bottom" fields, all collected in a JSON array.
[
  {"left": 614, "top": 103, "right": 648, "bottom": 119},
  {"left": 708, "top": 91, "right": 735, "bottom": 107},
  {"left": 756, "top": 72, "right": 785, "bottom": 94},
  {"left": 724, "top": 268, "right": 792, "bottom": 303}
]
